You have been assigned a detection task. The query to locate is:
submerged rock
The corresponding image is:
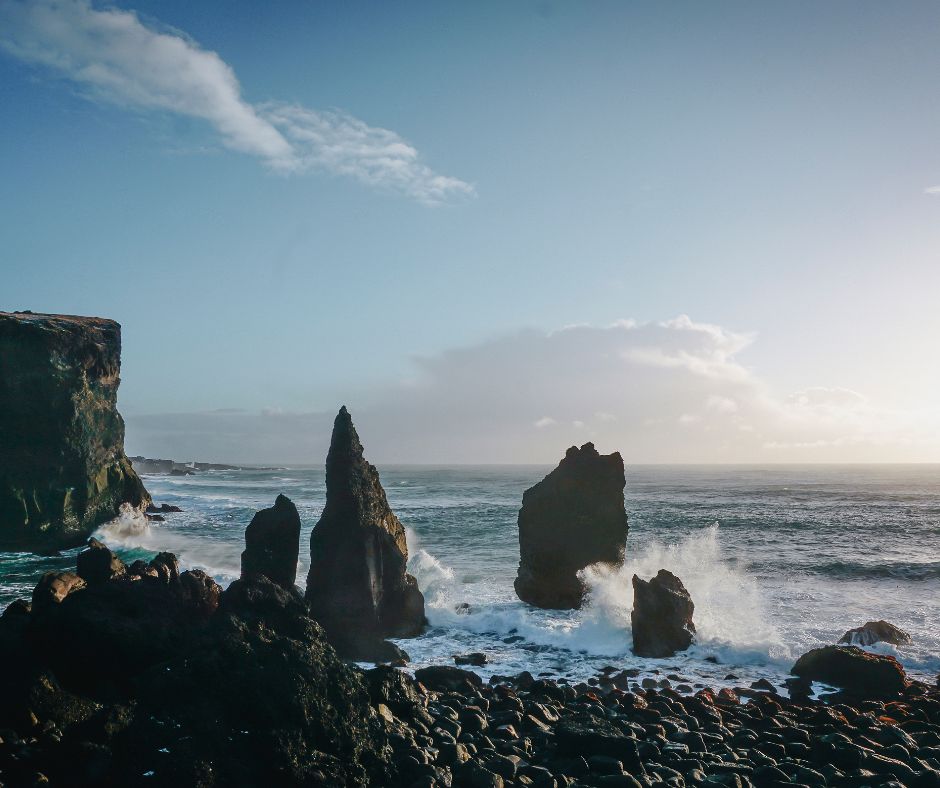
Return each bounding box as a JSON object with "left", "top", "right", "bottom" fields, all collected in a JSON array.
[
  {"left": 791, "top": 645, "right": 909, "bottom": 695},
  {"left": 514, "top": 442, "right": 628, "bottom": 609},
  {"left": 631, "top": 569, "right": 696, "bottom": 657},
  {"left": 839, "top": 619, "right": 912, "bottom": 647},
  {"left": 0, "top": 311, "right": 150, "bottom": 552},
  {"left": 305, "top": 407, "right": 425, "bottom": 660},
  {"left": 240, "top": 494, "right": 301, "bottom": 589}
]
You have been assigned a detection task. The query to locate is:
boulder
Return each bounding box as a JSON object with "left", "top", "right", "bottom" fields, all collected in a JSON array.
[
  {"left": 306, "top": 407, "right": 425, "bottom": 659},
  {"left": 791, "top": 645, "right": 909, "bottom": 696},
  {"left": 76, "top": 537, "right": 126, "bottom": 584},
  {"left": 631, "top": 569, "right": 695, "bottom": 657},
  {"left": 414, "top": 665, "right": 484, "bottom": 693},
  {"left": 839, "top": 620, "right": 912, "bottom": 647},
  {"left": 240, "top": 494, "right": 301, "bottom": 589},
  {"left": 0, "top": 311, "right": 150, "bottom": 552},
  {"left": 31, "top": 571, "right": 86, "bottom": 611},
  {"left": 514, "top": 442, "right": 628, "bottom": 609}
]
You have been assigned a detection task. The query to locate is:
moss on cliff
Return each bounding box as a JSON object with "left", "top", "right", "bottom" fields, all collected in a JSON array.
[{"left": 0, "top": 311, "right": 149, "bottom": 551}]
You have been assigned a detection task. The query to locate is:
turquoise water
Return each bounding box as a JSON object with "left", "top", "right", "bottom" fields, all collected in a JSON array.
[{"left": 2, "top": 464, "right": 938, "bottom": 689}]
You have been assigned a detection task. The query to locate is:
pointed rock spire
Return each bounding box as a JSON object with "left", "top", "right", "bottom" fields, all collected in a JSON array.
[{"left": 305, "top": 407, "right": 425, "bottom": 659}]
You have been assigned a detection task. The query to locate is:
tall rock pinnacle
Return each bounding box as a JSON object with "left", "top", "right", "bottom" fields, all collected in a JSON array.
[{"left": 305, "top": 407, "right": 425, "bottom": 659}]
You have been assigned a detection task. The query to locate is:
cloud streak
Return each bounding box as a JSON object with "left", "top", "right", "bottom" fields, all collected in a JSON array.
[{"left": 0, "top": 0, "right": 472, "bottom": 202}]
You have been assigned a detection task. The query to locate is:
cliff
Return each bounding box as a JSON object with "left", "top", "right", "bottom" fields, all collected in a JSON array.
[{"left": 0, "top": 311, "right": 149, "bottom": 552}]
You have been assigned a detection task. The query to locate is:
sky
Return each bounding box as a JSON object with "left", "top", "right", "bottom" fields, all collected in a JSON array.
[{"left": 2, "top": 0, "right": 939, "bottom": 464}]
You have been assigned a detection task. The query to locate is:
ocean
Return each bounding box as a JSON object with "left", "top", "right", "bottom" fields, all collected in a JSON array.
[{"left": 2, "top": 464, "right": 938, "bottom": 692}]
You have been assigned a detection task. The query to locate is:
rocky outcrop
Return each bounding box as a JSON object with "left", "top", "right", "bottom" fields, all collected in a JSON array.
[
  {"left": 0, "top": 508, "right": 394, "bottom": 785},
  {"left": 0, "top": 311, "right": 150, "bottom": 552},
  {"left": 631, "top": 569, "right": 696, "bottom": 657},
  {"left": 839, "top": 619, "right": 912, "bottom": 647},
  {"left": 240, "top": 494, "right": 301, "bottom": 589},
  {"left": 792, "top": 645, "right": 909, "bottom": 696},
  {"left": 514, "top": 443, "right": 628, "bottom": 609},
  {"left": 306, "top": 407, "right": 425, "bottom": 660}
]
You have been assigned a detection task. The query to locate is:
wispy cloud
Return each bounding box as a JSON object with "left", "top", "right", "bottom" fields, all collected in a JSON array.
[{"left": 0, "top": 0, "right": 473, "bottom": 203}]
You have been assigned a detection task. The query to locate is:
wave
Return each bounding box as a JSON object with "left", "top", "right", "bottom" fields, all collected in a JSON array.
[
  {"left": 95, "top": 504, "right": 241, "bottom": 582},
  {"left": 807, "top": 560, "right": 940, "bottom": 581}
]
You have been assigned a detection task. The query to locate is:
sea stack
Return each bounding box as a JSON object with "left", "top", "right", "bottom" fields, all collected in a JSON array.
[
  {"left": 306, "top": 407, "right": 425, "bottom": 660},
  {"left": 0, "top": 311, "right": 150, "bottom": 552},
  {"left": 240, "top": 494, "right": 301, "bottom": 589},
  {"left": 631, "top": 569, "right": 696, "bottom": 657},
  {"left": 514, "top": 442, "right": 628, "bottom": 609}
]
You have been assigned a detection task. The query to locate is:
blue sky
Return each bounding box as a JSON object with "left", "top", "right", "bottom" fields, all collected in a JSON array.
[{"left": 2, "top": 0, "right": 939, "bottom": 462}]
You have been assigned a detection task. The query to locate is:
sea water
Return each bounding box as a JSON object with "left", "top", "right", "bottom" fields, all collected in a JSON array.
[{"left": 1, "top": 464, "right": 937, "bottom": 692}]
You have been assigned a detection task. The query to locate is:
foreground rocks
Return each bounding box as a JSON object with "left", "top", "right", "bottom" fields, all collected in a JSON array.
[
  {"left": 365, "top": 657, "right": 940, "bottom": 788},
  {"left": 0, "top": 529, "right": 393, "bottom": 785},
  {"left": 631, "top": 570, "right": 696, "bottom": 658},
  {"left": 0, "top": 311, "right": 150, "bottom": 552},
  {"left": 515, "top": 443, "right": 629, "bottom": 609},
  {"left": 306, "top": 407, "right": 425, "bottom": 660}
]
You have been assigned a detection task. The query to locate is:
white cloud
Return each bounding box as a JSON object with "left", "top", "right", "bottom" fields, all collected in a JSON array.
[
  {"left": 126, "top": 316, "right": 939, "bottom": 464},
  {"left": 0, "top": 0, "right": 472, "bottom": 203},
  {"left": 925, "top": 186, "right": 940, "bottom": 195}
]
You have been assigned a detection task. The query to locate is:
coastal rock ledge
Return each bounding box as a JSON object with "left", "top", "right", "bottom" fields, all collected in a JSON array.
[
  {"left": 515, "top": 442, "right": 629, "bottom": 609},
  {"left": 306, "top": 407, "right": 425, "bottom": 661},
  {"left": 0, "top": 311, "right": 150, "bottom": 552}
]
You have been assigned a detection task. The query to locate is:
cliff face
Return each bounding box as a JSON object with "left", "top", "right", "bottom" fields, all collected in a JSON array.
[{"left": 0, "top": 311, "right": 149, "bottom": 552}]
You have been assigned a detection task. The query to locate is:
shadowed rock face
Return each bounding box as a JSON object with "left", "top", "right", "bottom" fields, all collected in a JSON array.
[
  {"left": 240, "top": 494, "right": 301, "bottom": 589},
  {"left": 631, "top": 569, "right": 696, "bottom": 657},
  {"left": 306, "top": 407, "right": 425, "bottom": 659},
  {"left": 0, "top": 311, "right": 149, "bottom": 552},
  {"left": 792, "top": 645, "right": 909, "bottom": 696},
  {"left": 514, "top": 443, "right": 628, "bottom": 609}
]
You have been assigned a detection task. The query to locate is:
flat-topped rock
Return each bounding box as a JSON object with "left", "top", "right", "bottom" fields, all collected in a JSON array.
[
  {"left": 0, "top": 311, "right": 149, "bottom": 551},
  {"left": 514, "top": 442, "right": 628, "bottom": 609}
]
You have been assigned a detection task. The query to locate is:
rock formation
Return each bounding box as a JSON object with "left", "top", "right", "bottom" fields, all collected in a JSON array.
[
  {"left": 514, "top": 442, "right": 628, "bottom": 609},
  {"left": 240, "top": 494, "right": 301, "bottom": 589},
  {"left": 306, "top": 407, "right": 425, "bottom": 660},
  {"left": 0, "top": 508, "right": 393, "bottom": 785},
  {"left": 792, "top": 645, "right": 909, "bottom": 696},
  {"left": 839, "top": 619, "right": 912, "bottom": 647},
  {"left": 631, "top": 569, "right": 696, "bottom": 657},
  {"left": 0, "top": 311, "right": 150, "bottom": 552}
]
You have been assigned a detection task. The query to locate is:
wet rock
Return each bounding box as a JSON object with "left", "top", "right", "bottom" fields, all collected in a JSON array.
[
  {"left": 0, "top": 311, "right": 150, "bottom": 552},
  {"left": 30, "top": 572, "right": 86, "bottom": 611},
  {"left": 240, "top": 494, "right": 301, "bottom": 589},
  {"left": 306, "top": 407, "right": 425, "bottom": 659},
  {"left": 555, "top": 716, "right": 644, "bottom": 771},
  {"left": 455, "top": 653, "right": 488, "bottom": 666},
  {"left": 75, "top": 538, "right": 125, "bottom": 585},
  {"left": 415, "top": 666, "right": 484, "bottom": 694},
  {"left": 631, "top": 569, "right": 696, "bottom": 657},
  {"left": 514, "top": 442, "right": 628, "bottom": 609},
  {"left": 146, "top": 503, "right": 182, "bottom": 514},
  {"left": 791, "top": 645, "right": 908, "bottom": 696},
  {"left": 839, "top": 620, "right": 912, "bottom": 647}
]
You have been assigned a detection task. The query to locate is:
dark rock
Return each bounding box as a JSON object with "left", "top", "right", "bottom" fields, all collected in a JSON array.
[
  {"left": 31, "top": 572, "right": 86, "bottom": 611},
  {"left": 555, "top": 715, "right": 644, "bottom": 770},
  {"left": 76, "top": 538, "right": 125, "bottom": 585},
  {"left": 791, "top": 645, "right": 908, "bottom": 695},
  {"left": 839, "top": 620, "right": 913, "bottom": 647},
  {"left": 240, "top": 494, "right": 301, "bottom": 589},
  {"left": 514, "top": 442, "right": 628, "bottom": 609},
  {"left": 306, "top": 407, "right": 425, "bottom": 659},
  {"left": 146, "top": 503, "right": 183, "bottom": 513},
  {"left": 365, "top": 665, "right": 425, "bottom": 717},
  {"left": 455, "top": 653, "right": 488, "bottom": 666},
  {"left": 0, "top": 311, "right": 150, "bottom": 552},
  {"left": 631, "top": 569, "right": 695, "bottom": 657},
  {"left": 415, "top": 666, "right": 484, "bottom": 693}
]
